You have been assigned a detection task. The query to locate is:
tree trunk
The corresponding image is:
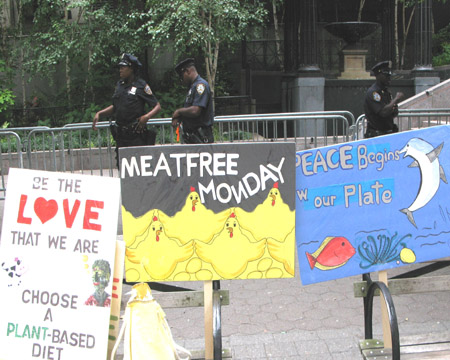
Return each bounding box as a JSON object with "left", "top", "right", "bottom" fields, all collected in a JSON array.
[
  {"left": 357, "top": 0, "right": 366, "bottom": 21},
  {"left": 394, "top": 0, "right": 400, "bottom": 69},
  {"left": 64, "top": 7, "right": 72, "bottom": 107},
  {"left": 18, "top": 0, "right": 26, "bottom": 111},
  {"left": 400, "top": 4, "right": 415, "bottom": 69},
  {"left": 202, "top": 9, "right": 218, "bottom": 94},
  {"left": 84, "top": 49, "right": 93, "bottom": 107},
  {"left": 272, "top": 0, "right": 284, "bottom": 70}
]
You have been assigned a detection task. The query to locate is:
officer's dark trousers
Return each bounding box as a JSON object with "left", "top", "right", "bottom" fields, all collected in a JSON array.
[
  {"left": 115, "top": 136, "right": 147, "bottom": 169},
  {"left": 182, "top": 126, "right": 214, "bottom": 144}
]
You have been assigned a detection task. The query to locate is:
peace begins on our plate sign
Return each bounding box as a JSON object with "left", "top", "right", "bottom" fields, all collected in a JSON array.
[{"left": 296, "top": 126, "right": 450, "bottom": 285}]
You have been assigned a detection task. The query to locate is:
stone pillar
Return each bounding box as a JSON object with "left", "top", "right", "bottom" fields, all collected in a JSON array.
[
  {"left": 381, "top": 0, "right": 395, "bottom": 65},
  {"left": 287, "top": 0, "right": 325, "bottom": 137},
  {"left": 413, "top": 0, "right": 433, "bottom": 70},
  {"left": 283, "top": 0, "right": 300, "bottom": 72},
  {"left": 412, "top": 0, "right": 440, "bottom": 95},
  {"left": 298, "top": 0, "right": 320, "bottom": 72},
  {"left": 288, "top": 77, "right": 325, "bottom": 137}
]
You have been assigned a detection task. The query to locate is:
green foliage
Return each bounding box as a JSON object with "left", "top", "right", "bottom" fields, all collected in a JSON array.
[
  {"left": 64, "top": 103, "right": 103, "bottom": 125},
  {"left": 17, "top": 0, "right": 152, "bottom": 106},
  {"left": 433, "top": 23, "right": 450, "bottom": 66},
  {"left": 143, "top": 0, "right": 267, "bottom": 53},
  {"left": 0, "top": 89, "right": 15, "bottom": 113},
  {"left": 433, "top": 43, "right": 450, "bottom": 67},
  {"left": 6, "top": 0, "right": 267, "bottom": 123},
  {"left": 0, "top": 60, "right": 15, "bottom": 113},
  {"left": 153, "top": 70, "right": 185, "bottom": 118},
  {"left": 140, "top": 0, "right": 267, "bottom": 90}
]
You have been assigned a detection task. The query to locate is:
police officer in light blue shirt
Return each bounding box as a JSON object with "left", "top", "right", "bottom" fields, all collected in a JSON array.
[{"left": 171, "top": 58, "right": 214, "bottom": 143}]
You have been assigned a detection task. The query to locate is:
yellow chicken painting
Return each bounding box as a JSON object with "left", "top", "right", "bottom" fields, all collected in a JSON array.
[
  {"left": 195, "top": 212, "right": 266, "bottom": 278},
  {"left": 158, "top": 186, "right": 231, "bottom": 244},
  {"left": 267, "top": 227, "right": 296, "bottom": 275},
  {"left": 234, "top": 182, "right": 295, "bottom": 242},
  {"left": 121, "top": 206, "right": 154, "bottom": 247},
  {"left": 125, "top": 212, "right": 194, "bottom": 280},
  {"left": 122, "top": 183, "right": 295, "bottom": 281}
]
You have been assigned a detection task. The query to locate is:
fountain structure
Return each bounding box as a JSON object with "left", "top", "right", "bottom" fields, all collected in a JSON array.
[{"left": 324, "top": 21, "right": 380, "bottom": 79}]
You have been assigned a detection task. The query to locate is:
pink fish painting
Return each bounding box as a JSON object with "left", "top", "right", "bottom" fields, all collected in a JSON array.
[{"left": 306, "top": 236, "right": 356, "bottom": 270}]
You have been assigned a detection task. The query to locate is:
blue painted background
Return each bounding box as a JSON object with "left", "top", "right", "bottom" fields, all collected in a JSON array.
[{"left": 296, "top": 125, "right": 450, "bottom": 285}]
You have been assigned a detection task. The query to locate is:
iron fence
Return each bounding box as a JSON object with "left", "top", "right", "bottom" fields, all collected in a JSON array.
[
  {"left": 351, "top": 109, "right": 450, "bottom": 140},
  {"left": 244, "top": 40, "right": 284, "bottom": 71},
  {"left": 0, "top": 131, "right": 23, "bottom": 199}
]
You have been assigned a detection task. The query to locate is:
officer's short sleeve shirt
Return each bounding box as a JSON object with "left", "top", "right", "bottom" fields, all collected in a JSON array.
[
  {"left": 183, "top": 75, "right": 214, "bottom": 129},
  {"left": 113, "top": 78, "right": 158, "bottom": 125},
  {"left": 364, "top": 82, "right": 394, "bottom": 131}
]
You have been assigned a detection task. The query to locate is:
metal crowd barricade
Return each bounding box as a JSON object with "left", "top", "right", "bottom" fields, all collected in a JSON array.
[
  {"left": 352, "top": 109, "right": 450, "bottom": 140},
  {"left": 26, "top": 123, "right": 116, "bottom": 176},
  {"left": 214, "top": 112, "right": 353, "bottom": 150},
  {"left": 0, "top": 111, "right": 353, "bottom": 196},
  {"left": 0, "top": 131, "right": 23, "bottom": 199},
  {"left": 397, "top": 108, "right": 450, "bottom": 131}
]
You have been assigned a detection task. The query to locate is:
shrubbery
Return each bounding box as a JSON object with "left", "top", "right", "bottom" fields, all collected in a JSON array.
[{"left": 433, "top": 23, "right": 450, "bottom": 67}]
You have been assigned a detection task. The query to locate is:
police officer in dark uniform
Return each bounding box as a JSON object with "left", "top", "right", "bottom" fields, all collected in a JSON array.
[
  {"left": 364, "top": 61, "right": 405, "bottom": 138},
  {"left": 92, "top": 53, "right": 161, "bottom": 166},
  {"left": 171, "top": 58, "right": 214, "bottom": 144}
]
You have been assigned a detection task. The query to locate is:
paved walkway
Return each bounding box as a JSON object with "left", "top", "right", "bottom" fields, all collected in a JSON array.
[{"left": 147, "top": 261, "right": 450, "bottom": 359}]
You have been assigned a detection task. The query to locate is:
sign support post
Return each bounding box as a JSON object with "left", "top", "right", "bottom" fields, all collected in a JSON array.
[
  {"left": 378, "top": 270, "right": 392, "bottom": 349},
  {"left": 204, "top": 280, "right": 214, "bottom": 360}
]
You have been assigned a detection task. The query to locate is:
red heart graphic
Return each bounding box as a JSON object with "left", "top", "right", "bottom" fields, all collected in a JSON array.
[{"left": 34, "top": 197, "right": 58, "bottom": 224}]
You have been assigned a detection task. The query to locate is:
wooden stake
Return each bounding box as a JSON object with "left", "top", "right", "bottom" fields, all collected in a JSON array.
[
  {"left": 378, "top": 270, "right": 392, "bottom": 349},
  {"left": 107, "top": 240, "right": 125, "bottom": 360},
  {"left": 204, "top": 280, "right": 214, "bottom": 360}
]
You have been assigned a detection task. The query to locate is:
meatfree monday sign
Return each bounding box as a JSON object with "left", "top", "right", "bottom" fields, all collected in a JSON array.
[
  {"left": 119, "top": 142, "right": 296, "bottom": 282},
  {"left": 296, "top": 125, "right": 450, "bottom": 285},
  {"left": 0, "top": 168, "right": 120, "bottom": 360}
]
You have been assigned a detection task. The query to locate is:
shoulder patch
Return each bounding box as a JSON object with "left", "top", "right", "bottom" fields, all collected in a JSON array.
[
  {"left": 144, "top": 84, "right": 152, "bottom": 95},
  {"left": 372, "top": 91, "right": 381, "bottom": 102},
  {"left": 196, "top": 83, "right": 205, "bottom": 95}
]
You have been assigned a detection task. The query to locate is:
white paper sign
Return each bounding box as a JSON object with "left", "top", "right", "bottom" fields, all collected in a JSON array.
[{"left": 0, "top": 168, "right": 120, "bottom": 360}]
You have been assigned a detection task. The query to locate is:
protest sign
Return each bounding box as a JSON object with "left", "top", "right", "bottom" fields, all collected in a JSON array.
[
  {"left": 296, "top": 125, "right": 450, "bottom": 285},
  {"left": 0, "top": 168, "right": 120, "bottom": 359},
  {"left": 119, "top": 142, "right": 295, "bottom": 281}
]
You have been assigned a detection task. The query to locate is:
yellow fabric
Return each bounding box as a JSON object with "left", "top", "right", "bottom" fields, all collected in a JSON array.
[
  {"left": 125, "top": 300, "right": 175, "bottom": 359},
  {"left": 113, "top": 283, "right": 190, "bottom": 360}
]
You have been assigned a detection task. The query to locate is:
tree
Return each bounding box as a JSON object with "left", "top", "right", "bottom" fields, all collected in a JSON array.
[
  {"left": 394, "top": 0, "right": 415, "bottom": 69},
  {"left": 17, "top": 0, "right": 151, "bottom": 108},
  {"left": 140, "top": 0, "right": 267, "bottom": 93},
  {"left": 433, "top": 23, "right": 450, "bottom": 66}
]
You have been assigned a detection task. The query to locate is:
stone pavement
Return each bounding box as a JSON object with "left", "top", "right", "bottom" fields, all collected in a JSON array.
[{"left": 147, "top": 260, "right": 450, "bottom": 360}]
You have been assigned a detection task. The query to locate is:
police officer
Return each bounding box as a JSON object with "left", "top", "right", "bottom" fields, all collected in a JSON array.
[
  {"left": 171, "top": 58, "right": 214, "bottom": 143},
  {"left": 92, "top": 53, "right": 161, "bottom": 166},
  {"left": 364, "top": 61, "right": 405, "bottom": 138}
]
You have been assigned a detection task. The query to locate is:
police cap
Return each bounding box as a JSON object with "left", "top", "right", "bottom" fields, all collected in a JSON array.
[
  {"left": 175, "top": 58, "right": 195, "bottom": 76},
  {"left": 118, "top": 53, "right": 142, "bottom": 68},
  {"left": 371, "top": 60, "right": 392, "bottom": 76}
]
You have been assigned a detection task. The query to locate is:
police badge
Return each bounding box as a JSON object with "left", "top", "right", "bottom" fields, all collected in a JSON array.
[
  {"left": 196, "top": 83, "right": 205, "bottom": 95},
  {"left": 372, "top": 92, "right": 381, "bottom": 102}
]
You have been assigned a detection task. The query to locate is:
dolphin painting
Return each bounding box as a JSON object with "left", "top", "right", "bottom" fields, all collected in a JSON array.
[{"left": 399, "top": 138, "right": 447, "bottom": 228}]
